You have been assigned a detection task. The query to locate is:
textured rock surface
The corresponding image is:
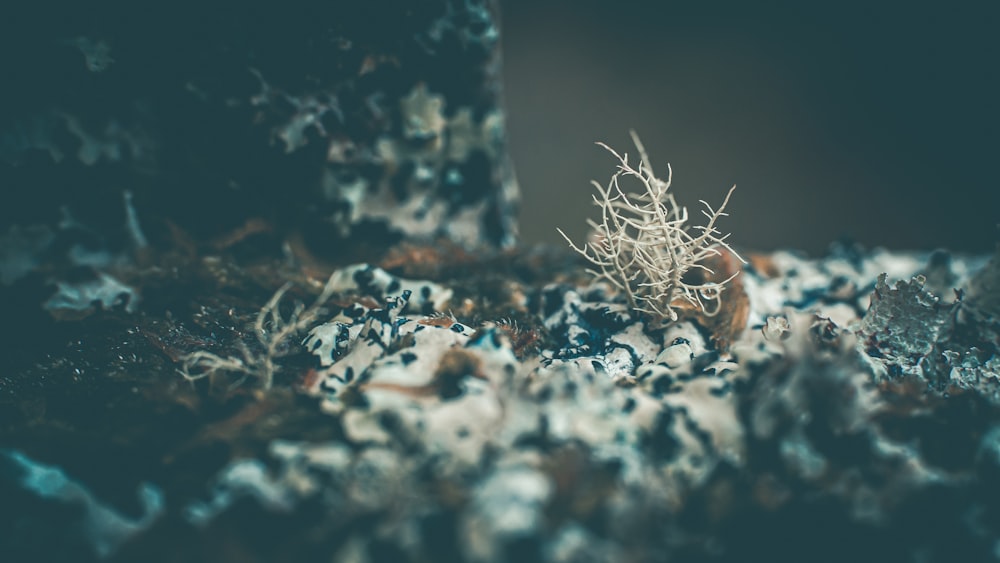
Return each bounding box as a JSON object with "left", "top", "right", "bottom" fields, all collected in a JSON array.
[{"left": 2, "top": 242, "right": 999, "bottom": 562}]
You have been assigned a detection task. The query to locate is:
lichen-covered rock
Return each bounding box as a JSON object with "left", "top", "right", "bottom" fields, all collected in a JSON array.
[
  {"left": 3, "top": 237, "right": 1000, "bottom": 563},
  {"left": 114, "top": 246, "right": 992, "bottom": 561},
  {"left": 0, "top": 174, "right": 1000, "bottom": 562},
  {"left": 0, "top": 1, "right": 518, "bottom": 317},
  {"left": 4, "top": 3, "right": 1000, "bottom": 560}
]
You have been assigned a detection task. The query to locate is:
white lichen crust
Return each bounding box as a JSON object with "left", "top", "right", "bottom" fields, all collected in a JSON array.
[{"left": 175, "top": 245, "right": 1000, "bottom": 562}]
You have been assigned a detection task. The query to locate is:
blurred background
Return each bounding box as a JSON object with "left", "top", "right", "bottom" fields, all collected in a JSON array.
[{"left": 500, "top": 1, "right": 998, "bottom": 256}]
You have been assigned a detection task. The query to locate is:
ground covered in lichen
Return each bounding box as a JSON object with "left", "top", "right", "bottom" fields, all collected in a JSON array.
[{"left": 3, "top": 241, "right": 1000, "bottom": 563}]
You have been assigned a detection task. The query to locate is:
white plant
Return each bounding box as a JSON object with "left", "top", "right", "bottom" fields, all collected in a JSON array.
[
  {"left": 558, "top": 131, "right": 745, "bottom": 323},
  {"left": 178, "top": 277, "right": 338, "bottom": 390}
]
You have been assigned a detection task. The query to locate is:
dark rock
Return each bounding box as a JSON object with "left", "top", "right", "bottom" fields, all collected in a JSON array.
[{"left": 0, "top": 0, "right": 517, "bottom": 288}]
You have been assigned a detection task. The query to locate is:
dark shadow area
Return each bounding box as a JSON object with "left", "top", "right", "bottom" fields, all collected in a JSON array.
[{"left": 502, "top": 0, "right": 999, "bottom": 255}]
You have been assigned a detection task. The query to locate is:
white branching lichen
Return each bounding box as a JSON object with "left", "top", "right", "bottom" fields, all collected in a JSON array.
[
  {"left": 178, "top": 278, "right": 338, "bottom": 389},
  {"left": 558, "top": 131, "right": 744, "bottom": 322}
]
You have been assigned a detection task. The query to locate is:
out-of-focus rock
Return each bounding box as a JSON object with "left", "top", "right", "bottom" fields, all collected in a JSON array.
[{"left": 0, "top": 0, "right": 517, "bottom": 289}]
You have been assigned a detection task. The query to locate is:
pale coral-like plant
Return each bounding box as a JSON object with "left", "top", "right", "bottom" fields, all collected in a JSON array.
[
  {"left": 558, "top": 131, "right": 745, "bottom": 323},
  {"left": 178, "top": 276, "right": 339, "bottom": 390}
]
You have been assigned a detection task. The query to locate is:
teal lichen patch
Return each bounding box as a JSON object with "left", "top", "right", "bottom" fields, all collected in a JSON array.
[
  {"left": 857, "top": 273, "right": 956, "bottom": 379},
  {"left": 43, "top": 272, "right": 139, "bottom": 316},
  {"left": 941, "top": 349, "right": 1000, "bottom": 401},
  {"left": 1, "top": 449, "right": 162, "bottom": 559},
  {"left": 857, "top": 262, "right": 1000, "bottom": 404}
]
